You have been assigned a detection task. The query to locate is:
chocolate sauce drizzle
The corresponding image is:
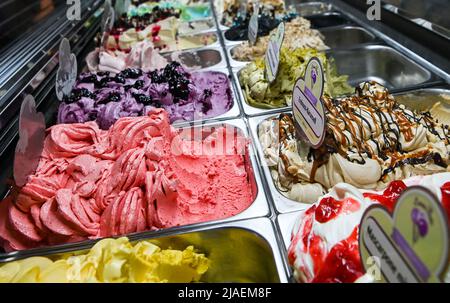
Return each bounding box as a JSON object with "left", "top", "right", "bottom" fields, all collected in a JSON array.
[{"left": 278, "top": 81, "right": 449, "bottom": 183}]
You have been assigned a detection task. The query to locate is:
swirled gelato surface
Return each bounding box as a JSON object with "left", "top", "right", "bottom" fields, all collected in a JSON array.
[
  {"left": 288, "top": 173, "right": 450, "bottom": 283},
  {"left": 258, "top": 82, "right": 450, "bottom": 203},
  {"left": 86, "top": 41, "right": 168, "bottom": 74},
  {"left": 0, "top": 237, "right": 209, "bottom": 282},
  {"left": 58, "top": 62, "right": 233, "bottom": 129},
  {"left": 231, "top": 17, "right": 327, "bottom": 62},
  {"left": 107, "top": 17, "right": 216, "bottom": 53},
  {"left": 239, "top": 47, "right": 352, "bottom": 109},
  {"left": 0, "top": 109, "right": 253, "bottom": 251}
]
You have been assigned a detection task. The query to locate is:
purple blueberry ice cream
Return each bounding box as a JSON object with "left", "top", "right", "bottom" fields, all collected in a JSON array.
[{"left": 58, "top": 62, "right": 233, "bottom": 129}]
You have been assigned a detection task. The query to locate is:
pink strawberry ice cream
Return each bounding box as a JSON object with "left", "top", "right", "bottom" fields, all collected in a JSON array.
[
  {"left": 288, "top": 173, "right": 450, "bottom": 283},
  {"left": 0, "top": 109, "right": 254, "bottom": 252}
]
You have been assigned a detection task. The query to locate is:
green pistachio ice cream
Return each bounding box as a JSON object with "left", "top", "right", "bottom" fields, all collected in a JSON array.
[{"left": 238, "top": 48, "right": 353, "bottom": 109}]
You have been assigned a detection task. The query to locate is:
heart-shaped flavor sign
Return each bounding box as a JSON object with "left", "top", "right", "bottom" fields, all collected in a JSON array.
[
  {"left": 13, "top": 95, "right": 46, "bottom": 187},
  {"left": 55, "top": 38, "right": 77, "bottom": 101},
  {"left": 359, "top": 186, "right": 449, "bottom": 282},
  {"left": 291, "top": 57, "right": 326, "bottom": 148}
]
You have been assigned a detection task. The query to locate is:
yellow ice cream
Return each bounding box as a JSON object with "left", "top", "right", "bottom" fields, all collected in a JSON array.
[{"left": 0, "top": 238, "right": 209, "bottom": 283}]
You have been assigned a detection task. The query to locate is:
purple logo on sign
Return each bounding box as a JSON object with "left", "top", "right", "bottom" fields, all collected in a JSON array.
[{"left": 411, "top": 208, "right": 429, "bottom": 242}]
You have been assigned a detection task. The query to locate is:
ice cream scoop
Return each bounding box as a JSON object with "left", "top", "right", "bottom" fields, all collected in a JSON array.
[
  {"left": 231, "top": 17, "right": 328, "bottom": 62},
  {"left": 58, "top": 62, "right": 233, "bottom": 129},
  {"left": 0, "top": 109, "right": 253, "bottom": 251},
  {"left": 258, "top": 82, "right": 450, "bottom": 204},
  {"left": 0, "top": 237, "right": 209, "bottom": 282},
  {"left": 239, "top": 47, "right": 352, "bottom": 109},
  {"left": 288, "top": 173, "right": 450, "bottom": 283}
]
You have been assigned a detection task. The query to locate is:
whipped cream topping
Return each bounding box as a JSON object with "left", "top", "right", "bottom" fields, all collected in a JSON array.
[{"left": 288, "top": 172, "right": 450, "bottom": 283}]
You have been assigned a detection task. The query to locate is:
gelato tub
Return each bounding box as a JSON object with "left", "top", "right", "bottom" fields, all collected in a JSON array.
[
  {"left": 57, "top": 64, "right": 239, "bottom": 129},
  {"left": 227, "top": 25, "right": 377, "bottom": 66},
  {"left": 0, "top": 218, "right": 286, "bottom": 282},
  {"left": 249, "top": 82, "right": 450, "bottom": 213},
  {"left": 235, "top": 45, "right": 441, "bottom": 117},
  {"left": 0, "top": 115, "right": 269, "bottom": 252}
]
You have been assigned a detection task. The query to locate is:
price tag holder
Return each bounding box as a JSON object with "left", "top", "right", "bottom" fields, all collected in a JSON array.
[
  {"left": 248, "top": 2, "right": 259, "bottom": 46},
  {"left": 359, "top": 186, "right": 449, "bottom": 283},
  {"left": 265, "top": 22, "right": 284, "bottom": 83},
  {"left": 291, "top": 57, "right": 326, "bottom": 148},
  {"left": 13, "top": 95, "right": 45, "bottom": 187},
  {"left": 55, "top": 38, "right": 77, "bottom": 101}
]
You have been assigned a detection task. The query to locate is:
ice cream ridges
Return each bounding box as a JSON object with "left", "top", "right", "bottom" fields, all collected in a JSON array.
[
  {"left": 288, "top": 172, "right": 450, "bottom": 283},
  {"left": 58, "top": 62, "right": 233, "bottom": 129},
  {"left": 0, "top": 237, "right": 209, "bottom": 282},
  {"left": 258, "top": 81, "right": 450, "bottom": 203},
  {"left": 239, "top": 47, "right": 352, "bottom": 109},
  {"left": 0, "top": 109, "right": 253, "bottom": 251},
  {"left": 232, "top": 17, "right": 328, "bottom": 62}
]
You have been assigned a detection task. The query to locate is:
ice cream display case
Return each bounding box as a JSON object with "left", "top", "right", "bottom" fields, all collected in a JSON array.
[{"left": 0, "top": 0, "right": 448, "bottom": 284}]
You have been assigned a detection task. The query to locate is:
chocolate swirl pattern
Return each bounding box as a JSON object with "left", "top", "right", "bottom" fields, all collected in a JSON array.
[{"left": 259, "top": 82, "right": 449, "bottom": 203}]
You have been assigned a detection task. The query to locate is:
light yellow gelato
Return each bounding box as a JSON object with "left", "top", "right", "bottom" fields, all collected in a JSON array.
[{"left": 0, "top": 237, "right": 209, "bottom": 283}]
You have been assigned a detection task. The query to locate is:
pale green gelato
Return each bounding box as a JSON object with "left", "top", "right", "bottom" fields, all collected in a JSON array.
[{"left": 238, "top": 47, "right": 353, "bottom": 109}]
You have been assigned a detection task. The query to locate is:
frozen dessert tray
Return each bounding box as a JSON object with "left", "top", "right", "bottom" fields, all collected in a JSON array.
[
  {"left": 233, "top": 44, "right": 444, "bottom": 117},
  {"left": 225, "top": 25, "right": 380, "bottom": 68},
  {"left": 248, "top": 112, "right": 313, "bottom": 214},
  {"left": 0, "top": 118, "right": 271, "bottom": 257},
  {"left": 163, "top": 46, "right": 228, "bottom": 70},
  {"left": 248, "top": 86, "right": 450, "bottom": 214},
  {"left": 0, "top": 217, "right": 289, "bottom": 283},
  {"left": 168, "top": 67, "right": 241, "bottom": 124}
]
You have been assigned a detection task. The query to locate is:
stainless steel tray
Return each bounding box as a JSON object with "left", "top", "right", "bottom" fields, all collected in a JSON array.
[
  {"left": 233, "top": 44, "right": 442, "bottom": 117},
  {"left": 327, "top": 44, "right": 440, "bottom": 90},
  {"left": 169, "top": 67, "right": 241, "bottom": 125},
  {"left": 290, "top": 1, "right": 337, "bottom": 17},
  {"left": 220, "top": 11, "right": 353, "bottom": 46},
  {"left": 248, "top": 85, "right": 450, "bottom": 214},
  {"left": 163, "top": 46, "right": 228, "bottom": 70},
  {"left": 0, "top": 118, "right": 270, "bottom": 257},
  {"left": 159, "top": 30, "right": 222, "bottom": 53},
  {"left": 225, "top": 25, "right": 379, "bottom": 68},
  {"left": 0, "top": 217, "right": 288, "bottom": 283},
  {"left": 248, "top": 112, "right": 313, "bottom": 214},
  {"left": 276, "top": 210, "right": 304, "bottom": 281},
  {"left": 307, "top": 12, "right": 352, "bottom": 28},
  {"left": 394, "top": 87, "right": 450, "bottom": 111},
  {"left": 320, "top": 25, "right": 378, "bottom": 48}
]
